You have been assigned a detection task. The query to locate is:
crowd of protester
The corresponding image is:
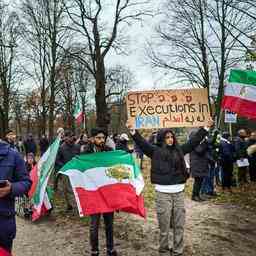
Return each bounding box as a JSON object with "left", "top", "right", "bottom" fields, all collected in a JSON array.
[{"left": 1, "top": 125, "right": 256, "bottom": 256}]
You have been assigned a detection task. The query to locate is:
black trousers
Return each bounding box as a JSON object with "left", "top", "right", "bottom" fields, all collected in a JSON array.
[
  {"left": 90, "top": 212, "right": 114, "bottom": 252},
  {"left": 192, "top": 177, "right": 204, "bottom": 197},
  {"left": 238, "top": 167, "right": 248, "bottom": 184},
  {"left": 249, "top": 161, "right": 256, "bottom": 182},
  {"left": 222, "top": 162, "right": 233, "bottom": 189}
]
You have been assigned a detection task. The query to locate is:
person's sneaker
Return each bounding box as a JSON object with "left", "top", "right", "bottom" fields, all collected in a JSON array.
[
  {"left": 91, "top": 251, "right": 99, "bottom": 256},
  {"left": 107, "top": 249, "right": 117, "bottom": 256}
]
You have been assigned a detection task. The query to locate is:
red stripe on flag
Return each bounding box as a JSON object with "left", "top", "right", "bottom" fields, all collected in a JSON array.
[
  {"left": 32, "top": 202, "right": 49, "bottom": 221},
  {"left": 0, "top": 247, "right": 12, "bottom": 256},
  {"left": 28, "top": 165, "right": 38, "bottom": 198},
  {"left": 76, "top": 112, "right": 84, "bottom": 126},
  {"left": 221, "top": 95, "right": 256, "bottom": 119},
  {"left": 75, "top": 183, "right": 146, "bottom": 218}
]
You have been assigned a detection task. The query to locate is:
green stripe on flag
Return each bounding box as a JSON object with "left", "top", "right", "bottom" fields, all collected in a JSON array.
[
  {"left": 60, "top": 150, "right": 141, "bottom": 178},
  {"left": 228, "top": 69, "right": 256, "bottom": 86}
]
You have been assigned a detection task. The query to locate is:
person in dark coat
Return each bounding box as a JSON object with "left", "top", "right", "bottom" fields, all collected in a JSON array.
[
  {"left": 81, "top": 127, "right": 117, "bottom": 256},
  {"left": 127, "top": 120, "right": 213, "bottom": 256},
  {"left": 0, "top": 139, "right": 32, "bottom": 253},
  {"left": 39, "top": 135, "right": 49, "bottom": 156},
  {"left": 55, "top": 130, "right": 80, "bottom": 210},
  {"left": 190, "top": 131, "right": 213, "bottom": 202},
  {"left": 24, "top": 134, "right": 37, "bottom": 155},
  {"left": 247, "top": 131, "right": 256, "bottom": 182},
  {"left": 234, "top": 129, "right": 249, "bottom": 185},
  {"left": 116, "top": 133, "right": 133, "bottom": 153},
  {"left": 5, "top": 130, "right": 18, "bottom": 151},
  {"left": 219, "top": 132, "right": 235, "bottom": 191}
]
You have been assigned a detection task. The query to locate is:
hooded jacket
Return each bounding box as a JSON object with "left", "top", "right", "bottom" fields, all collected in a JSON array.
[
  {"left": 0, "top": 140, "right": 32, "bottom": 217},
  {"left": 132, "top": 128, "right": 208, "bottom": 185}
]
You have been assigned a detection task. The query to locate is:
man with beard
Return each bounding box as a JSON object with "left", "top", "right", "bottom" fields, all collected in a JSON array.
[{"left": 81, "top": 127, "right": 117, "bottom": 256}]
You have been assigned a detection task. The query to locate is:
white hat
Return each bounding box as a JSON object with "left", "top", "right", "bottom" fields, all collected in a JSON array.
[{"left": 120, "top": 133, "right": 129, "bottom": 141}]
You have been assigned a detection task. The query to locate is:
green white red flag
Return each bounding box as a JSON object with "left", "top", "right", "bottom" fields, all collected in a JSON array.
[
  {"left": 221, "top": 69, "right": 256, "bottom": 119},
  {"left": 28, "top": 137, "right": 61, "bottom": 221},
  {"left": 74, "top": 101, "right": 84, "bottom": 125},
  {"left": 59, "top": 150, "right": 146, "bottom": 218}
]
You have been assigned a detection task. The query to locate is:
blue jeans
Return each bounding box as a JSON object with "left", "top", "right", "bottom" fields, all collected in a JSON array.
[{"left": 201, "top": 165, "right": 215, "bottom": 195}]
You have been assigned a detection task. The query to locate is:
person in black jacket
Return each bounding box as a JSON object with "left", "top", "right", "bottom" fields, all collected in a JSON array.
[
  {"left": 127, "top": 119, "right": 213, "bottom": 256},
  {"left": 247, "top": 131, "right": 256, "bottom": 182},
  {"left": 116, "top": 133, "right": 133, "bottom": 153},
  {"left": 234, "top": 129, "right": 249, "bottom": 185},
  {"left": 55, "top": 130, "right": 80, "bottom": 210},
  {"left": 39, "top": 135, "right": 49, "bottom": 156},
  {"left": 80, "top": 128, "right": 117, "bottom": 256},
  {"left": 219, "top": 132, "right": 235, "bottom": 191},
  {"left": 190, "top": 131, "right": 213, "bottom": 202}
]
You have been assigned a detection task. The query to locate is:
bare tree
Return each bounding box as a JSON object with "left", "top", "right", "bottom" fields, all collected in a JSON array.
[
  {"left": 0, "top": 3, "right": 20, "bottom": 138},
  {"left": 64, "top": 0, "right": 151, "bottom": 130},
  {"left": 147, "top": 0, "right": 212, "bottom": 111},
  {"left": 20, "top": 0, "right": 71, "bottom": 139},
  {"left": 206, "top": 0, "right": 253, "bottom": 123}
]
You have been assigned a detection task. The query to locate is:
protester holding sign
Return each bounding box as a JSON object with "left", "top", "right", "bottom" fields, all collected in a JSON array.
[{"left": 127, "top": 119, "right": 213, "bottom": 256}]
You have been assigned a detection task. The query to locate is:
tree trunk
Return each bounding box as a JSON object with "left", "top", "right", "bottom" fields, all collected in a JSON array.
[{"left": 95, "top": 73, "right": 109, "bottom": 131}]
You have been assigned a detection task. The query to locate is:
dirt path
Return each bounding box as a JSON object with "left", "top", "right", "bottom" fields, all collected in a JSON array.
[{"left": 13, "top": 199, "right": 256, "bottom": 256}]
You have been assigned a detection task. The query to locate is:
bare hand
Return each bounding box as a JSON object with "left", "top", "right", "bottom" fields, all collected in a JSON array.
[
  {"left": 126, "top": 121, "right": 136, "bottom": 135},
  {"left": 0, "top": 181, "right": 12, "bottom": 198},
  {"left": 206, "top": 118, "right": 214, "bottom": 128}
]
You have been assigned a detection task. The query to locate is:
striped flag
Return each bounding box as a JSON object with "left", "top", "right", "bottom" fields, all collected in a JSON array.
[
  {"left": 59, "top": 150, "right": 146, "bottom": 218},
  {"left": 28, "top": 137, "right": 61, "bottom": 221},
  {"left": 74, "top": 101, "right": 84, "bottom": 126},
  {"left": 222, "top": 69, "right": 256, "bottom": 119}
]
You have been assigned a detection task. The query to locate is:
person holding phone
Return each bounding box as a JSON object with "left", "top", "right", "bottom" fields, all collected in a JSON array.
[{"left": 0, "top": 138, "right": 32, "bottom": 253}]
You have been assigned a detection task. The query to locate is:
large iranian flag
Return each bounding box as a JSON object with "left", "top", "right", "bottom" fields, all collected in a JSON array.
[
  {"left": 28, "top": 137, "right": 61, "bottom": 221},
  {"left": 222, "top": 69, "right": 256, "bottom": 119},
  {"left": 59, "top": 150, "right": 146, "bottom": 218}
]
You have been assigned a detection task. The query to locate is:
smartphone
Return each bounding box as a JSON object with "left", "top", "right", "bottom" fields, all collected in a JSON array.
[{"left": 0, "top": 180, "right": 7, "bottom": 188}]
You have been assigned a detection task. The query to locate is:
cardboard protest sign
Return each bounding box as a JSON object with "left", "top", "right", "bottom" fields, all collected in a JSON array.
[{"left": 126, "top": 88, "right": 210, "bottom": 129}]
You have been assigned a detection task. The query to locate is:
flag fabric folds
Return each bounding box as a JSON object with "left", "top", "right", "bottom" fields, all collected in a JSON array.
[
  {"left": 221, "top": 69, "right": 256, "bottom": 119},
  {"left": 60, "top": 150, "right": 146, "bottom": 218}
]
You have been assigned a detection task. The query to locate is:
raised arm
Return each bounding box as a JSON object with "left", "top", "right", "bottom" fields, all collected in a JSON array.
[
  {"left": 181, "top": 119, "right": 214, "bottom": 155},
  {"left": 126, "top": 122, "right": 156, "bottom": 158}
]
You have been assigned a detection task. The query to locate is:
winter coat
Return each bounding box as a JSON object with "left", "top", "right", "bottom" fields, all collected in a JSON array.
[
  {"left": 219, "top": 138, "right": 235, "bottom": 164},
  {"left": 39, "top": 138, "right": 49, "bottom": 155},
  {"left": 234, "top": 136, "right": 248, "bottom": 160},
  {"left": 116, "top": 140, "right": 133, "bottom": 153},
  {"left": 55, "top": 142, "right": 80, "bottom": 171},
  {"left": 247, "top": 139, "right": 256, "bottom": 165},
  {"left": 132, "top": 128, "right": 208, "bottom": 185},
  {"left": 24, "top": 139, "right": 37, "bottom": 155},
  {"left": 0, "top": 140, "right": 32, "bottom": 241},
  {"left": 190, "top": 133, "right": 212, "bottom": 178}
]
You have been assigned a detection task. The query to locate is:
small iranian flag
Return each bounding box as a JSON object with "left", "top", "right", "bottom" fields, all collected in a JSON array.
[
  {"left": 222, "top": 69, "right": 256, "bottom": 119},
  {"left": 59, "top": 150, "right": 146, "bottom": 218},
  {"left": 28, "top": 137, "right": 60, "bottom": 221},
  {"left": 74, "top": 100, "right": 84, "bottom": 125}
]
